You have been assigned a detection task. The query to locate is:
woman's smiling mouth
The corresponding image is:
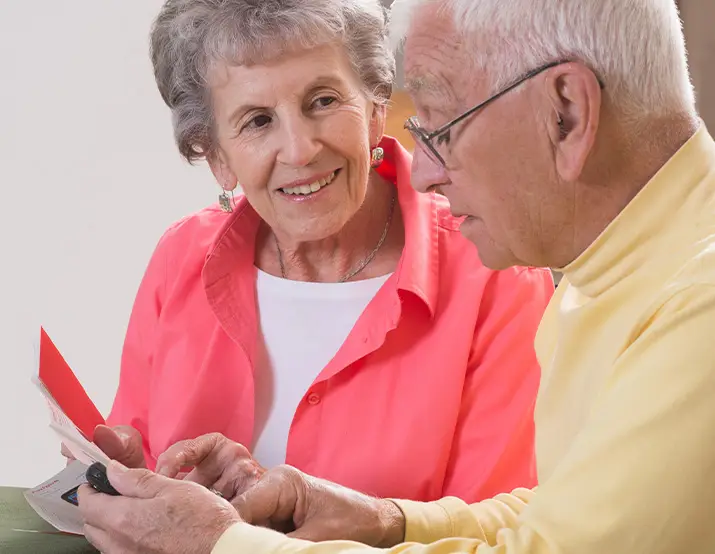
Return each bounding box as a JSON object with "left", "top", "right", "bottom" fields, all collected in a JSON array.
[{"left": 279, "top": 170, "right": 340, "bottom": 196}]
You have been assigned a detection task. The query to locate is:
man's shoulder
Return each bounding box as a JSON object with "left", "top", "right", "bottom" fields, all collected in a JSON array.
[
  {"left": 665, "top": 232, "right": 715, "bottom": 292},
  {"left": 628, "top": 233, "right": 715, "bottom": 336}
]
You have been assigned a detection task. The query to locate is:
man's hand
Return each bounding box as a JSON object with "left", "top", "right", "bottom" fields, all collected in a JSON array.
[
  {"left": 236, "top": 465, "right": 406, "bottom": 547},
  {"left": 62, "top": 425, "right": 146, "bottom": 469},
  {"left": 78, "top": 461, "right": 240, "bottom": 554},
  {"left": 155, "top": 433, "right": 265, "bottom": 501}
]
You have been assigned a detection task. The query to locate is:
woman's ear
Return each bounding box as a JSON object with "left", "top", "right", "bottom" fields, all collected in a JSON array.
[
  {"left": 208, "top": 150, "right": 239, "bottom": 191},
  {"left": 369, "top": 102, "right": 388, "bottom": 146}
]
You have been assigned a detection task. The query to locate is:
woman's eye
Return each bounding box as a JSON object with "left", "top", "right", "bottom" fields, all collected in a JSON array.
[
  {"left": 313, "top": 96, "right": 336, "bottom": 109},
  {"left": 244, "top": 114, "right": 272, "bottom": 131}
]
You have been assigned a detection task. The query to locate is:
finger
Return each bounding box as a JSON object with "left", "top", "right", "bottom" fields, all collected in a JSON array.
[
  {"left": 60, "top": 442, "right": 75, "bottom": 459},
  {"left": 233, "top": 468, "right": 298, "bottom": 526},
  {"left": 78, "top": 484, "right": 132, "bottom": 528},
  {"left": 180, "top": 465, "right": 219, "bottom": 489},
  {"left": 61, "top": 443, "right": 76, "bottom": 467},
  {"left": 155, "top": 433, "right": 224, "bottom": 478},
  {"left": 83, "top": 523, "right": 113, "bottom": 553},
  {"left": 183, "top": 456, "right": 262, "bottom": 493},
  {"left": 212, "top": 458, "right": 265, "bottom": 499},
  {"left": 77, "top": 483, "right": 99, "bottom": 509},
  {"left": 186, "top": 440, "right": 258, "bottom": 491},
  {"left": 94, "top": 425, "right": 146, "bottom": 469},
  {"left": 106, "top": 460, "right": 169, "bottom": 499}
]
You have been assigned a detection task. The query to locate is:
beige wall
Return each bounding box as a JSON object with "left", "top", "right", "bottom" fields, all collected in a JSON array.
[{"left": 681, "top": 0, "right": 715, "bottom": 129}]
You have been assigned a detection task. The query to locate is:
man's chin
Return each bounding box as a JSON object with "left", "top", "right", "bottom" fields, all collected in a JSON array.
[{"left": 459, "top": 220, "right": 514, "bottom": 270}]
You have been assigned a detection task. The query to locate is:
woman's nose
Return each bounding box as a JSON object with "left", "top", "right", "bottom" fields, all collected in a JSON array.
[{"left": 276, "top": 116, "right": 322, "bottom": 167}]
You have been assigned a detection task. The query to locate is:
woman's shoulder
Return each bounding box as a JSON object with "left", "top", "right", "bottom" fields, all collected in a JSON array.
[
  {"left": 161, "top": 203, "right": 229, "bottom": 241},
  {"left": 146, "top": 202, "right": 239, "bottom": 272}
]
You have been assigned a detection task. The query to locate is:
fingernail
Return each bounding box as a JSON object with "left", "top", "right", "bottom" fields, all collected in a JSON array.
[{"left": 157, "top": 466, "right": 170, "bottom": 477}]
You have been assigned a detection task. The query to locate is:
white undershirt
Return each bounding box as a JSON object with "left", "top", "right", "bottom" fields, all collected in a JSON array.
[{"left": 251, "top": 269, "right": 392, "bottom": 468}]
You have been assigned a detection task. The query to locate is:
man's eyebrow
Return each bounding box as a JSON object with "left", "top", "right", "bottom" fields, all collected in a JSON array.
[
  {"left": 405, "top": 76, "right": 443, "bottom": 94},
  {"left": 405, "top": 75, "right": 459, "bottom": 109}
]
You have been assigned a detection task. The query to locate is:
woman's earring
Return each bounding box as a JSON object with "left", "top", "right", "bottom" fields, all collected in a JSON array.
[
  {"left": 218, "top": 187, "right": 235, "bottom": 213},
  {"left": 370, "top": 146, "right": 385, "bottom": 168}
]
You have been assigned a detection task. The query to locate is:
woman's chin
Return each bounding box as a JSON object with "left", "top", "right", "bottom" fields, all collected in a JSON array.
[{"left": 277, "top": 216, "right": 352, "bottom": 245}]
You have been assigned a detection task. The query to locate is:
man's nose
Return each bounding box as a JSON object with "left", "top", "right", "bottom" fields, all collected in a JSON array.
[{"left": 410, "top": 145, "right": 449, "bottom": 194}]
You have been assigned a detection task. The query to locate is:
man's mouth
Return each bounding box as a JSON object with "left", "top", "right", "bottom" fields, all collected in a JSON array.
[{"left": 279, "top": 170, "right": 339, "bottom": 196}]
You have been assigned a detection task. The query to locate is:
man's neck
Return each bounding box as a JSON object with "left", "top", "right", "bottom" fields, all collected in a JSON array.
[{"left": 555, "top": 114, "right": 699, "bottom": 268}]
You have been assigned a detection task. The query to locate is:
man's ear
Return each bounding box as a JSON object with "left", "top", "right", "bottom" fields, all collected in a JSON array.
[
  {"left": 545, "top": 62, "right": 602, "bottom": 182},
  {"left": 208, "top": 150, "right": 239, "bottom": 191},
  {"left": 369, "top": 102, "right": 388, "bottom": 146}
]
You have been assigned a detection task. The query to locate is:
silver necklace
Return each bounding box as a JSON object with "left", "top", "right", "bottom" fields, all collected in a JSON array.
[{"left": 275, "top": 192, "right": 397, "bottom": 283}]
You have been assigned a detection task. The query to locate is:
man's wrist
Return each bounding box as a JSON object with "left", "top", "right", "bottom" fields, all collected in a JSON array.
[{"left": 377, "top": 499, "right": 406, "bottom": 548}]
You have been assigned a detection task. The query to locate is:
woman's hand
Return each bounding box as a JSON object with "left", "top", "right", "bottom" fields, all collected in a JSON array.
[
  {"left": 155, "top": 433, "right": 265, "bottom": 502},
  {"left": 61, "top": 424, "right": 147, "bottom": 469}
]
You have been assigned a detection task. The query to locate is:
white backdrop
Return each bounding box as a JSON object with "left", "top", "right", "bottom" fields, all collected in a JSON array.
[{"left": 0, "top": 1, "right": 215, "bottom": 486}]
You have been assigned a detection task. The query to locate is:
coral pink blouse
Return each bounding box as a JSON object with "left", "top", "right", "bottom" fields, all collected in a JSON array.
[{"left": 108, "top": 137, "right": 554, "bottom": 503}]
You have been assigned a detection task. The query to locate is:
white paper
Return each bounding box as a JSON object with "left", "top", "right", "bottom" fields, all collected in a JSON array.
[
  {"left": 49, "top": 421, "right": 109, "bottom": 467},
  {"left": 26, "top": 334, "right": 110, "bottom": 534},
  {"left": 23, "top": 461, "right": 89, "bottom": 535},
  {"left": 32, "top": 372, "right": 108, "bottom": 466},
  {"left": 33, "top": 376, "right": 77, "bottom": 431}
]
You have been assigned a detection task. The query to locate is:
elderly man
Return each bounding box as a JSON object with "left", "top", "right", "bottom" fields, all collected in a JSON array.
[{"left": 78, "top": 0, "right": 715, "bottom": 552}]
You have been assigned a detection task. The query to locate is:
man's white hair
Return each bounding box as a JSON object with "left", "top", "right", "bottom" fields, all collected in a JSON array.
[{"left": 390, "top": 0, "right": 696, "bottom": 120}]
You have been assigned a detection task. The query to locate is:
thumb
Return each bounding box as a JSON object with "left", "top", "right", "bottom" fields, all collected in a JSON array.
[
  {"left": 94, "top": 425, "right": 127, "bottom": 455},
  {"left": 233, "top": 475, "right": 295, "bottom": 526},
  {"left": 107, "top": 461, "right": 167, "bottom": 499},
  {"left": 94, "top": 425, "right": 146, "bottom": 468}
]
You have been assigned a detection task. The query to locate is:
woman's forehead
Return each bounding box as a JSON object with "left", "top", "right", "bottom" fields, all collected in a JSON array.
[{"left": 207, "top": 42, "right": 358, "bottom": 90}]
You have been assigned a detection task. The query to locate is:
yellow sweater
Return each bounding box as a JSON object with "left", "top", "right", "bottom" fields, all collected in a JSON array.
[{"left": 213, "top": 125, "right": 715, "bottom": 553}]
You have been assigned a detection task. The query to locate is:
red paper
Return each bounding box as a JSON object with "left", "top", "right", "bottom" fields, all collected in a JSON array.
[{"left": 38, "top": 327, "right": 105, "bottom": 440}]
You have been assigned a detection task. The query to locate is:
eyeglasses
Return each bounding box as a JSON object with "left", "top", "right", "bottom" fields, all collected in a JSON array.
[{"left": 405, "top": 60, "right": 578, "bottom": 168}]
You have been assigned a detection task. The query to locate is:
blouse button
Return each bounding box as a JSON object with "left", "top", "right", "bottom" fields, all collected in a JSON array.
[{"left": 307, "top": 392, "right": 321, "bottom": 405}]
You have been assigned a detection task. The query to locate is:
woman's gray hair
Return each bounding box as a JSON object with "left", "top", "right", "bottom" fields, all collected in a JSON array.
[{"left": 151, "top": 0, "right": 396, "bottom": 163}]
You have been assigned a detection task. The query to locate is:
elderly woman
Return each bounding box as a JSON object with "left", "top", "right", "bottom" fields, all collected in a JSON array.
[{"left": 84, "top": 0, "right": 553, "bottom": 504}]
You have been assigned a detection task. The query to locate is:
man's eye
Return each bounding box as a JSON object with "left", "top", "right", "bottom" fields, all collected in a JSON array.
[{"left": 436, "top": 130, "right": 451, "bottom": 146}]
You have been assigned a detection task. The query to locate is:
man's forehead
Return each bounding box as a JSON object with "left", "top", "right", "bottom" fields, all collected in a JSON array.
[
  {"left": 403, "top": 47, "right": 469, "bottom": 111},
  {"left": 401, "top": 3, "right": 470, "bottom": 107}
]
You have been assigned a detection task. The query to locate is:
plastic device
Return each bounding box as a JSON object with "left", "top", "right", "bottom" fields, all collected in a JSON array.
[{"left": 85, "top": 462, "right": 121, "bottom": 496}]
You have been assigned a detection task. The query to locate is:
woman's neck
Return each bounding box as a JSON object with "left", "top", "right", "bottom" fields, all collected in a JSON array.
[{"left": 255, "top": 173, "right": 404, "bottom": 283}]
